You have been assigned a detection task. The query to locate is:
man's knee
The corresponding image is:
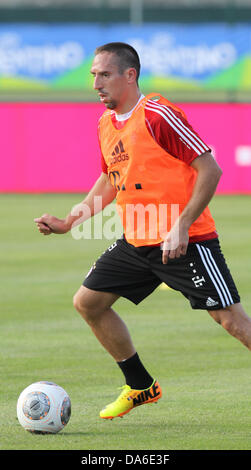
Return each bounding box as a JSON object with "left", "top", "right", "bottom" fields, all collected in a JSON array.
[
  {"left": 73, "top": 291, "right": 84, "bottom": 314},
  {"left": 208, "top": 302, "right": 251, "bottom": 350},
  {"left": 209, "top": 308, "right": 231, "bottom": 329},
  {"left": 73, "top": 286, "right": 119, "bottom": 323},
  {"left": 73, "top": 286, "right": 98, "bottom": 319},
  {"left": 209, "top": 303, "right": 248, "bottom": 334}
]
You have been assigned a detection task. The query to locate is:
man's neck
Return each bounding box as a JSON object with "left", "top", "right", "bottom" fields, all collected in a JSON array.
[
  {"left": 115, "top": 93, "right": 144, "bottom": 121},
  {"left": 114, "top": 89, "right": 142, "bottom": 115}
]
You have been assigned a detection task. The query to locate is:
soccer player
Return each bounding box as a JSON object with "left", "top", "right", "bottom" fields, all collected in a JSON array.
[{"left": 34, "top": 42, "right": 251, "bottom": 420}]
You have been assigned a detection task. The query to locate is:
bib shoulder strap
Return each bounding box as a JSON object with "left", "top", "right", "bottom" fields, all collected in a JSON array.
[{"left": 142, "top": 93, "right": 187, "bottom": 119}]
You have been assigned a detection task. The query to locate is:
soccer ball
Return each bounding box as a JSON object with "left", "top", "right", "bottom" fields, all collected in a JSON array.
[{"left": 17, "top": 381, "right": 71, "bottom": 434}]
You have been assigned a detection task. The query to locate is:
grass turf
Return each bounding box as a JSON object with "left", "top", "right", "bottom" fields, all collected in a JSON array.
[{"left": 0, "top": 193, "right": 251, "bottom": 450}]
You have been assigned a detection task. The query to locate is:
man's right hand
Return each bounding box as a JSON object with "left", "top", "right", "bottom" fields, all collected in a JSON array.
[{"left": 34, "top": 214, "right": 70, "bottom": 235}]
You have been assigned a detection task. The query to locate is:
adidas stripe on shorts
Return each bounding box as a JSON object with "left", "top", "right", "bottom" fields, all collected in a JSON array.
[{"left": 83, "top": 237, "right": 240, "bottom": 310}]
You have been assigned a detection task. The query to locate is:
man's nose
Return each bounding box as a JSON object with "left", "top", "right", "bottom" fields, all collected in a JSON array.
[{"left": 93, "top": 75, "right": 102, "bottom": 90}]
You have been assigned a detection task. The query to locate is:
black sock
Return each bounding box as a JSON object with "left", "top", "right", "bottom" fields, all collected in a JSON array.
[{"left": 117, "top": 352, "right": 154, "bottom": 390}]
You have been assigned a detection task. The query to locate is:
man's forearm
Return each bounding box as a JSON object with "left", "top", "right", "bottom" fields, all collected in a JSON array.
[
  {"left": 179, "top": 153, "right": 222, "bottom": 230},
  {"left": 65, "top": 172, "right": 116, "bottom": 231}
]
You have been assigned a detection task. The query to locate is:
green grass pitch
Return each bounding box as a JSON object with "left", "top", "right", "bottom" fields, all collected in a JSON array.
[{"left": 1, "top": 193, "right": 251, "bottom": 451}]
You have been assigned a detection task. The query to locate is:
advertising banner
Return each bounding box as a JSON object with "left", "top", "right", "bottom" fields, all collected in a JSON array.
[
  {"left": 0, "top": 23, "right": 251, "bottom": 93},
  {"left": 1, "top": 102, "right": 251, "bottom": 194}
]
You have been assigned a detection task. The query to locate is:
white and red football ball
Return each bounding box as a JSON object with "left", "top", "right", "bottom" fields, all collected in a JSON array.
[{"left": 17, "top": 381, "right": 71, "bottom": 434}]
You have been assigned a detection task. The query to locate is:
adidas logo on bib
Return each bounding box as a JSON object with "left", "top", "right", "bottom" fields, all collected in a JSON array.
[{"left": 206, "top": 297, "right": 219, "bottom": 307}]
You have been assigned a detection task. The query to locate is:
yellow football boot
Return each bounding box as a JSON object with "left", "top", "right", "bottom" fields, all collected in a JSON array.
[{"left": 100, "top": 379, "right": 162, "bottom": 419}]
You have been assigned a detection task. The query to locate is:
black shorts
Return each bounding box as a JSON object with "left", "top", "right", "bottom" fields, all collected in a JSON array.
[{"left": 83, "top": 237, "right": 240, "bottom": 310}]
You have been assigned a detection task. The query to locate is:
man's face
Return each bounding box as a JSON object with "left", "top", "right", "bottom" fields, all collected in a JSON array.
[{"left": 90, "top": 52, "right": 129, "bottom": 111}]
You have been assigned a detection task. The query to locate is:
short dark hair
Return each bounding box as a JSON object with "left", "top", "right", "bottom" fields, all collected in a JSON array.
[{"left": 94, "top": 42, "right": 140, "bottom": 84}]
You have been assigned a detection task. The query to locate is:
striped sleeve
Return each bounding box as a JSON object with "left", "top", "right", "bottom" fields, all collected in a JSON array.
[
  {"left": 101, "top": 150, "right": 108, "bottom": 174},
  {"left": 98, "top": 119, "right": 108, "bottom": 174},
  {"left": 145, "top": 99, "right": 211, "bottom": 165}
]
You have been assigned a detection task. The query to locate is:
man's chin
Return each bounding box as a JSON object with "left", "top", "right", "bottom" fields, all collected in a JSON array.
[{"left": 105, "top": 101, "right": 116, "bottom": 110}]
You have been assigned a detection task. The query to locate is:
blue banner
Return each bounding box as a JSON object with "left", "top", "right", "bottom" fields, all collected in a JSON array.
[{"left": 0, "top": 23, "right": 250, "bottom": 90}]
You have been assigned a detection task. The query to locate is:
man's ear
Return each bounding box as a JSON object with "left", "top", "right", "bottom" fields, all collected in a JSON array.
[{"left": 126, "top": 67, "right": 137, "bottom": 84}]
